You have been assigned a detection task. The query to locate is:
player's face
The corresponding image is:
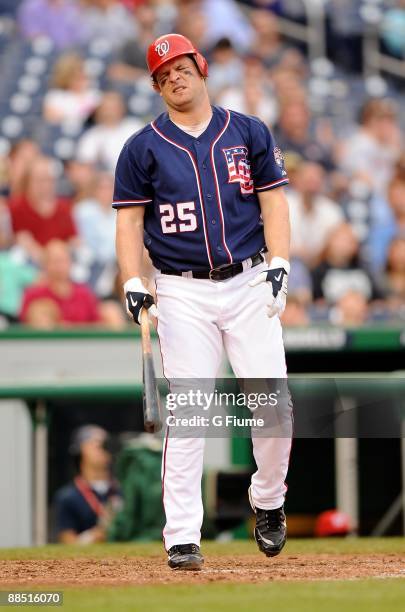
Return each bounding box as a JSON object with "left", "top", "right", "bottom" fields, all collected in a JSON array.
[{"left": 154, "top": 55, "right": 205, "bottom": 111}]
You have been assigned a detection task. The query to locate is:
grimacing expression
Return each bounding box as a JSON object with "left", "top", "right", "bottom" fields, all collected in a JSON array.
[{"left": 154, "top": 55, "right": 204, "bottom": 109}]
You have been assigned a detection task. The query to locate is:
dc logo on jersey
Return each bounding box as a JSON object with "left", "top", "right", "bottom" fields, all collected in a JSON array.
[
  {"left": 156, "top": 40, "right": 170, "bottom": 57},
  {"left": 223, "top": 146, "right": 254, "bottom": 195}
]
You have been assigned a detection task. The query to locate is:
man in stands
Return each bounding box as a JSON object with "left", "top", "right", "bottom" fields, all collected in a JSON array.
[
  {"left": 20, "top": 240, "right": 100, "bottom": 328},
  {"left": 9, "top": 157, "right": 77, "bottom": 265}
]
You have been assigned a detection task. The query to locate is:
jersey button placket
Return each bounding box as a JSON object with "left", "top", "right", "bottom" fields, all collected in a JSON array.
[{"left": 195, "top": 142, "right": 223, "bottom": 265}]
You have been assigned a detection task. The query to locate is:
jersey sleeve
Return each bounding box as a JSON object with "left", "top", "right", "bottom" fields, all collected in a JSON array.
[
  {"left": 250, "top": 120, "right": 289, "bottom": 192},
  {"left": 112, "top": 142, "right": 153, "bottom": 208}
]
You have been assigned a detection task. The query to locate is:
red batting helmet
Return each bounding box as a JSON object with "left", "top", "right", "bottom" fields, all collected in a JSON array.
[
  {"left": 146, "top": 34, "right": 208, "bottom": 80},
  {"left": 314, "top": 510, "right": 351, "bottom": 537}
]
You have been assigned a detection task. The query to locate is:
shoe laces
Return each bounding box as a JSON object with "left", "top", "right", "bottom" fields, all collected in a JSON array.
[
  {"left": 171, "top": 544, "right": 199, "bottom": 555},
  {"left": 259, "top": 507, "right": 284, "bottom": 531}
]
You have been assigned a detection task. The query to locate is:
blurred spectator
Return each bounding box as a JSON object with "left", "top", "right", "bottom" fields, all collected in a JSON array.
[
  {"left": 330, "top": 290, "right": 370, "bottom": 326},
  {"left": 54, "top": 425, "right": 122, "bottom": 544},
  {"left": 203, "top": 0, "right": 254, "bottom": 51},
  {"left": 108, "top": 4, "right": 156, "bottom": 82},
  {"left": 288, "top": 162, "right": 344, "bottom": 267},
  {"left": 0, "top": 198, "right": 12, "bottom": 250},
  {"left": 73, "top": 172, "right": 118, "bottom": 296},
  {"left": 5, "top": 140, "right": 40, "bottom": 198},
  {"left": 43, "top": 53, "right": 100, "bottom": 128},
  {"left": 0, "top": 248, "right": 38, "bottom": 323},
  {"left": 176, "top": 0, "right": 254, "bottom": 52},
  {"left": 76, "top": 91, "right": 144, "bottom": 172},
  {"left": 9, "top": 157, "right": 77, "bottom": 264},
  {"left": 74, "top": 173, "right": 115, "bottom": 264},
  {"left": 275, "top": 99, "right": 335, "bottom": 170},
  {"left": 175, "top": 1, "right": 210, "bottom": 53},
  {"left": 326, "top": 0, "right": 364, "bottom": 72},
  {"left": 0, "top": 155, "right": 7, "bottom": 198},
  {"left": 206, "top": 38, "right": 244, "bottom": 98},
  {"left": 287, "top": 256, "right": 313, "bottom": 304},
  {"left": 281, "top": 256, "right": 312, "bottom": 326},
  {"left": 271, "top": 68, "right": 306, "bottom": 103},
  {"left": 80, "top": 0, "right": 136, "bottom": 49},
  {"left": 311, "top": 223, "right": 380, "bottom": 304},
  {"left": 216, "top": 56, "right": 278, "bottom": 126},
  {"left": 238, "top": 0, "right": 282, "bottom": 13},
  {"left": 62, "top": 160, "right": 97, "bottom": 202},
  {"left": 249, "top": 9, "right": 288, "bottom": 69},
  {"left": 17, "top": 0, "right": 88, "bottom": 49},
  {"left": 20, "top": 240, "right": 101, "bottom": 327},
  {"left": 278, "top": 0, "right": 306, "bottom": 21},
  {"left": 380, "top": 237, "right": 405, "bottom": 304},
  {"left": 381, "top": 0, "right": 405, "bottom": 60},
  {"left": 281, "top": 297, "right": 310, "bottom": 326},
  {"left": 271, "top": 47, "right": 307, "bottom": 83},
  {"left": 394, "top": 151, "right": 405, "bottom": 182},
  {"left": 338, "top": 98, "right": 402, "bottom": 197},
  {"left": 1, "top": 0, "right": 404, "bottom": 332},
  {"left": 367, "top": 175, "right": 405, "bottom": 273}
]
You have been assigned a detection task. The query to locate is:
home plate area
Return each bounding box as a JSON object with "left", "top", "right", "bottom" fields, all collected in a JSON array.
[{"left": 1, "top": 553, "right": 404, "bottom": 586}]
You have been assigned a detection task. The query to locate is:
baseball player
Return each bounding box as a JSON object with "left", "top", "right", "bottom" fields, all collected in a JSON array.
[{"left": 113, "top": 34, "right": 292, "bottom": 570}]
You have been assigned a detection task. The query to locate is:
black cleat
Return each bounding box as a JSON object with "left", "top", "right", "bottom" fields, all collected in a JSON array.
[
  {"left": 167, "top": 544, "right": 204, "bottom": 570},
  {"left": 249, "top": 487, "right": 287, "bottom": 557}
]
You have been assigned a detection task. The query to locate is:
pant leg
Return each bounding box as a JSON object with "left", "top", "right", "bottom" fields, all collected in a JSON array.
[
  {"left": 155, "top": 274, "right": 222, "bottom": 549},
  {"left": 221, "top": 264, "right": 293, "bottom": 510}
]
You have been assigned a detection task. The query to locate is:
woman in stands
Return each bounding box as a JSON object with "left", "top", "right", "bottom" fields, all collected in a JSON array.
[{"left": 43, "top": 52, "right": 100, "bottom": 128}]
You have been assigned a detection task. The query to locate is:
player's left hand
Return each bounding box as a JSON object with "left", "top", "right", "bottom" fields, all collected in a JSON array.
[{"left": 249, "top": 256, "right": 290, "bottom": 318}]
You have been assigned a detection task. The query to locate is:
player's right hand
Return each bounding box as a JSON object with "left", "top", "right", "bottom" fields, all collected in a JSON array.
[{"left": 124, "top": 277, "right": 157, "bottom": 325}]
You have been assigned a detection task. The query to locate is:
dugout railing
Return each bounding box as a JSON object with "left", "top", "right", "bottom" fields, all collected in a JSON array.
[{"left": 1, "top": 325, "right": 404, "bottom": 545}]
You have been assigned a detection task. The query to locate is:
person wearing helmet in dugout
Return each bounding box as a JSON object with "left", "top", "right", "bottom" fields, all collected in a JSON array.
[
  {"left": 114, "top": 34, "right": 292, "bottom": 570},
  {"left": 54, "top": 425, "right": 122, "bottom": 544}
]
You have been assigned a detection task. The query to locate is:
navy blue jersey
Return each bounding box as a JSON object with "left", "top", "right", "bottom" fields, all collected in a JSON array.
[
  {"left": 113, "top": 106, "right": 288, "bottom": 271},
  {"left": 54, "top": 482, "right": 119, "bottom": 535}
]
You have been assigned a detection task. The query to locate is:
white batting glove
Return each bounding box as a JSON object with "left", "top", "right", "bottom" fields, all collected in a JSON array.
[
  {"left": 124, "top": 277, "right": 158, "bottom": 325},
  {"left": 249, "top": 256, "right": 290, "bottom": 318}
]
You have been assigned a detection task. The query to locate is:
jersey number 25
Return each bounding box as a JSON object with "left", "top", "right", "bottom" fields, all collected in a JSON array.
[{"left": 159, "top": 202, "right": 197, "bottom": 234}]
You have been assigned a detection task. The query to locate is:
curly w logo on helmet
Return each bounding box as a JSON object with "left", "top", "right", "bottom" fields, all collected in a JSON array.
[{"left": 155, "top": 40, "right": 170, "bottom": 57}]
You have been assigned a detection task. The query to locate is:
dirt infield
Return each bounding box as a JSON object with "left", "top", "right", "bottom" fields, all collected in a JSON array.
[{"left": 1, "top": 553, "right": 404, "bottom": 586}]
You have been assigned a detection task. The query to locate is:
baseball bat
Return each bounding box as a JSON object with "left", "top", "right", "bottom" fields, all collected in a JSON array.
[{"left": 140, "top": 308, "right": 162, "bottom": 433}]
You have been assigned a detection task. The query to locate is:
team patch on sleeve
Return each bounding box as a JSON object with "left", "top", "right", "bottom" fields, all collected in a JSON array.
[
  {"left": 273, "top": 146, "right": 287, "bottom": 176},
  {"left": 223, "top": 146, "right": 254, "bottom": 195}
]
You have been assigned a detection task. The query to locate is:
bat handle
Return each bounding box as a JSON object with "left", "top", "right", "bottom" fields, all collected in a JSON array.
[
  {"left": 140, "top": 306, "right": 162, "bottom": 433},
  {"left": 141, "top": 307, "right": 152, "bottom": 353}
]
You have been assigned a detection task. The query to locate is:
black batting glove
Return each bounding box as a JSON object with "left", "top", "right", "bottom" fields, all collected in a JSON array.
[
  {"left": 249, "top": 257, "right": 290, "bottom": 318},
  {"left": 124, "top": 277, "right": 157, "bottom": 325}
]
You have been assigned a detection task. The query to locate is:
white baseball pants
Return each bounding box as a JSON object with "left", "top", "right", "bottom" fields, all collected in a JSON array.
[{"left": 155, "top": 261, "right": 292, "bottom": 550}]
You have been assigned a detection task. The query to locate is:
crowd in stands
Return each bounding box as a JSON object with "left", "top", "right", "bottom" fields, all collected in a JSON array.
[{"left": 0, "top": 0, "right": 404, "bottom": 329}]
